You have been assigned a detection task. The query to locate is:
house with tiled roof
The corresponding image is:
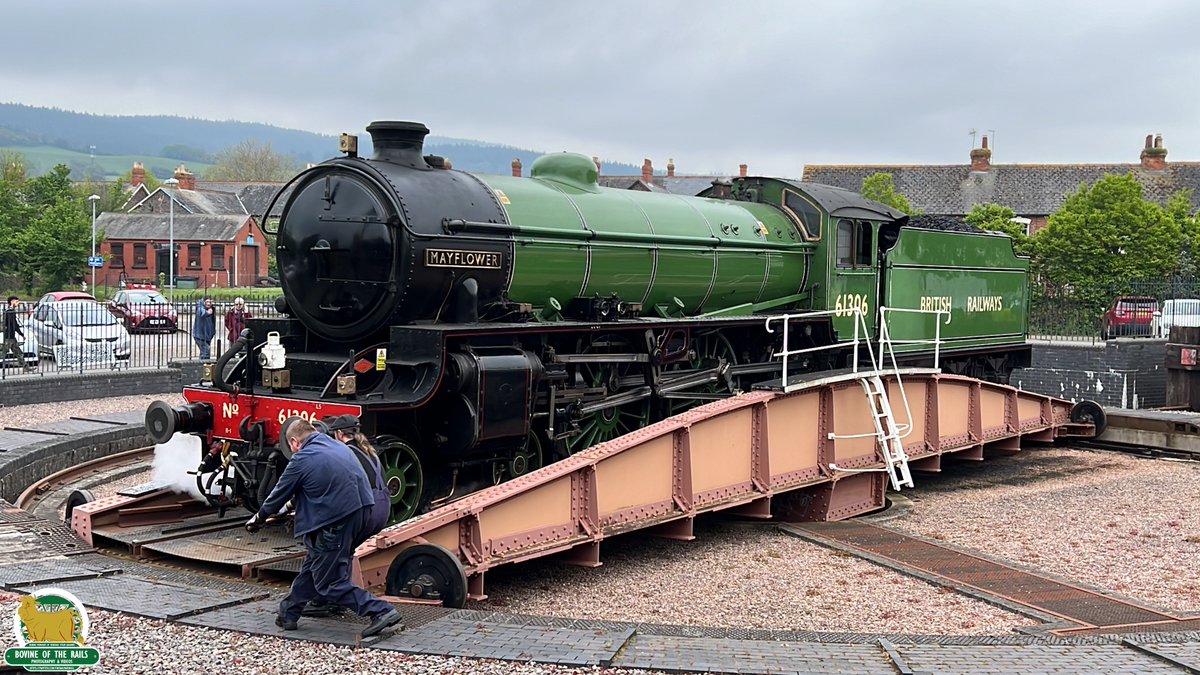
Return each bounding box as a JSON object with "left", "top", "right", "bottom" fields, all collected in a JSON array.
[
  {"left": 802, "top": 135, "right": 1200, "bottom": 234},
  {"left": 92, "top": 165, "right": 269, "bottom": 290},
  {"left": 511, "top": 156, "right": 742, "bottom": 196}
]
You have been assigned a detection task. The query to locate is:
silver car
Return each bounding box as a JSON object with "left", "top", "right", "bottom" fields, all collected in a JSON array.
[{"left": 26, "top": 300, "right": 131, "bottom": 365}]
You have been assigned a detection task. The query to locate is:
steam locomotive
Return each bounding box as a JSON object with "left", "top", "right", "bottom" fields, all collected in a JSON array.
[{"left": 146, "top": 121, "right": 1031, "bottom": 524}]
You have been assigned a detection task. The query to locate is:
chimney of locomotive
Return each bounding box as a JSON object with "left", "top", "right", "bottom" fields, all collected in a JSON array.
[
  {"left": 970, "top": 135, "right": 992, "bottom": 172},
  {"left": 512, "top": 158, "right": 522, "bottom": 177},
  {"left": 1141, "top": 133, "right": 1168, "bottom": 171},
  {"left": 366, "top": 121, "right": 432, "bottom": 168}
]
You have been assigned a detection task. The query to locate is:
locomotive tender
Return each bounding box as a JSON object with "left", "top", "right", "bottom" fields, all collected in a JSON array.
[{"left": 146, "top": 121, "right": 1031, "bottom": 524}]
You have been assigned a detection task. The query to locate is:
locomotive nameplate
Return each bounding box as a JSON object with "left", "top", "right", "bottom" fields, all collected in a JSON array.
[{"left": 425, "top": 248, "right": 502, "bottom": 269}]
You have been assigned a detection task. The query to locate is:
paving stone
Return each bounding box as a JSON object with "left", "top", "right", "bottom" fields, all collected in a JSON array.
[
  {"left": 898, "top": 643, "right": 1182, "bottom": 675},
  {"left": 0, "top": 557, "right": 122, "bottom": 588},
  {"left": 610, "top": 634, "right": 893, "bottom": 674},
  {"left": 15, "top": 573, "right": 266, "bottom": 620},
  {"left": 177, "top": 599, "right": 401, "bottom": 647},
  {"left": 372, "top": 617, "right": 634, "bottom": 666}
]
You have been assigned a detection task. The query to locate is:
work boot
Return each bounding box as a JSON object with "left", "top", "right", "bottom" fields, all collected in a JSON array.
[
  {"left": 301, "top": 600, "right": 344, "bottom": 617},
  {"left": 274, "top": 615, "right": 298, "bottom": 631},
  {"left": 361, "top": 608, "right": 402, "bottom": 637}
]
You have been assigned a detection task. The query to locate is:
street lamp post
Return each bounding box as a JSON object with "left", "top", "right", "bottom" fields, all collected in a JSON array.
[
  {"left": 163, "top": 178, "right": 179, "bottom": 303},
  {"left": 87, "top": 194, "right": 100, "bottom": 293}
]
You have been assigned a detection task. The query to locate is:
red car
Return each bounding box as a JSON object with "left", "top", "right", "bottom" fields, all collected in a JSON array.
[
  {"left": 1101, "top": 296, "right": 1158, "bottom": 339},
  {"left": 107, "top": 288, "right": 179, "bottom": 333},
  {"left": 28, "top": 291, "right": 99, "bottom": 319}
]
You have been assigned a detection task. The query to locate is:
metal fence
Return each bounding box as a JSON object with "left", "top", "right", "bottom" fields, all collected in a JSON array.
[
  {"left": 1030, "top": 276, "right": 1200, "bottom": 343},
  {"left": 1, "top": 298, "right": 281, "bottom": 381}
]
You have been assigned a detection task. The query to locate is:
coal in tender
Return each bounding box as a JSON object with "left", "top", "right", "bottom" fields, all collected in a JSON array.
[{"left": 905, "top": 214, "right": 985, "bottom": 233}]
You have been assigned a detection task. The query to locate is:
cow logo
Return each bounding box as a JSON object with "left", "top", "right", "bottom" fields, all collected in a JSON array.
[{"left": 4, "top": 589, "right": 100, "bottom": 672}]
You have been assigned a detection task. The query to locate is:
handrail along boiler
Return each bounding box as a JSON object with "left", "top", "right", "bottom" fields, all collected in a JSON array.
[{"left": 145, "top": 120, "right": 1034, "bottom": 524}]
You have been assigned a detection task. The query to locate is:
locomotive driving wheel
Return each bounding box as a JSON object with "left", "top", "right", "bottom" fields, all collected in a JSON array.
[
  {"left": 492, "top": 431, "right": 545, "bottom": 485},
  {"left": 376, "top": 436, "right": 424, "bottom": 524},
  {"left": 667, "top": 330, "right": 738, "bottom": 415},
  {"left": 566, "top": 334, "right": 652, "bottom": 454}
]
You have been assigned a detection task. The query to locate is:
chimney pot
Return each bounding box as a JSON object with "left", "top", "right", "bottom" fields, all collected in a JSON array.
[
  {"left": 969, "top": 144, "right": 992, "bottom": 172},
  {"left": 667, "top": 158, "right": 675, "bottom": 178},
  {"left": 981, "top": 135, "right": 989, "bottom": 149},
  {"left": 1146, "top": 134, "right": 1154, "bottom": 149},
  {"left": 130, "top": 161, "right": 146, "bottom": 187},
  {"left": 1141, "top": 134, "right": 1168, "bottom": 170},
  {"left": 739, "top": 164, "right": 748, "bottom": 178},
  {"left": 642, "top": 159, "right": 653, "bottom": 182},
  {"left": 173, "top": 164, "right": 196, "bottom": 190},
  {"left": 511, "top": 158, "right": 522, "bottom": 177}
]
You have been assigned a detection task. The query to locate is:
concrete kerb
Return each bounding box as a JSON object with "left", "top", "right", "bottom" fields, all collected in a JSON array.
[{"left": 0, "top": 422, "right": 152, "bottom": 502}]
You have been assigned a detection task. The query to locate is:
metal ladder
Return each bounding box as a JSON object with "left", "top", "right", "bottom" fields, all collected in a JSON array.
[{"left": 861, "top": 374, "right": 914, "bottom": 490}]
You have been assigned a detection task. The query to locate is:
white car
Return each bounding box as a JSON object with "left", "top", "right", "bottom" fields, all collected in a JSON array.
[
  {"left": 1, "top": 315, "right": 39, "bottom": 368},
  {"left": 26, "top": 299, "right": 131, "bottom": 364},
  {"left": 1152, "top": 298, "right": 1200, "bottom": 338}
]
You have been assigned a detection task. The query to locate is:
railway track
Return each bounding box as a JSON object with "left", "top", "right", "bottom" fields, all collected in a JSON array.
[{"left": 15, "top": 445, "right": 155, "bottom": 518}]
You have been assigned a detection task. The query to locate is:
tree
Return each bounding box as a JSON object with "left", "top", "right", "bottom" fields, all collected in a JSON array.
[
  {"left": 1165, "top": 189, "right": 1200, "bottom": 277},
  {"left": 860, "top": 173, "right": 916, "bottom": 215},
  {"left": 206, "top": 139, "right": 301, "bottom": 181},
  {"left": 20, "top": 196, "right": 91, "bottom": 292},
  {"left": 965, "top": 203, "right": 1034, "bottom": 256},
  {"left": 1035, "top": 174, "right": 1183, "bottom": 309}
]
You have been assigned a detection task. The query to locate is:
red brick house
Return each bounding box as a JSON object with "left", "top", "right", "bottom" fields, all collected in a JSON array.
[{"left": 93, "top": 166, "right": 270, "bottom": 289}]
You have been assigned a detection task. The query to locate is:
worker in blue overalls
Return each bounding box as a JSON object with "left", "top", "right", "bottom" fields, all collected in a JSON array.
[{"left": 246, "top": 418, "right": 402, "bottom": 637}]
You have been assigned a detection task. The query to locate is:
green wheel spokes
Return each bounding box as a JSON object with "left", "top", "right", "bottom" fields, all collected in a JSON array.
[{"left": 377, "top": 437, "right": 424, "bottom": 524}]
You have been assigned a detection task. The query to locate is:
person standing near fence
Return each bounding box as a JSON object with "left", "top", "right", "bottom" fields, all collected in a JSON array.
[
  {"left": 192, "top": 296, "right": 216, "bottom": 359},
  {"left": 224, "top": 297, "right": 252, "bottom": 343},
  {"left": 3, "top": 296, "right": 32, "bottom": 373}
]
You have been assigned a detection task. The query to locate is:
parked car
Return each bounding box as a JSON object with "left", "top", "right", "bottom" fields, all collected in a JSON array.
[
  {"left": 26, "top": 299, "right": 131, "bottom": 363},
  {"left": 0, "top": 315, "right": 39, "bottom": 369},
  {"left": 108, "top": 288, "right": 178, "bottom": 333},
  {"left": 1151, "top": 298, "right": 1200, "bottom": 338},
  {"left": 1100, "top": 296, "right": 1158, "bottom": 339},
  {"left": 27, "top": 290, "right": 99, "bottom": 320}
]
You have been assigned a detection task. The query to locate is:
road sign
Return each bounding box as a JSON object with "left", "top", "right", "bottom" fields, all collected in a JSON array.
[{"left": 88, "top": 256, "right": 103, "bottom": 268}]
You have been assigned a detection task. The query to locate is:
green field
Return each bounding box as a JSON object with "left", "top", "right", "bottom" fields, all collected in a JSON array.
[{"left": 0, "top": 145, "right": 213, "bottom": 180}]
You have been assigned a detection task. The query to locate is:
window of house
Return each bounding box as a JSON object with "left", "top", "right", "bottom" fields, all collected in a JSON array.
[
  {"left": 211, "top": 244, "right": 225, "bottom": 270},
  {"left": 133, "top": 243, "right": 147, "bottom": 268},
  {"left": 188, "top": 244, "right": 201, "bottom": 269},
  {"left": 110, "top": 242, "right": 125, "bottom": 268},
  {"left": 782, "top": 189, "right": 822, "bottom": 239},
  {"left": 835, "top": 220, "right": 874, "bottom": 268}
]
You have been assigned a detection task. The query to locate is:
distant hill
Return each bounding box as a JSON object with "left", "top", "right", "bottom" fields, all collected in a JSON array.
[{"left": 0, "top": 103, "right": 642, "bottom": 178}]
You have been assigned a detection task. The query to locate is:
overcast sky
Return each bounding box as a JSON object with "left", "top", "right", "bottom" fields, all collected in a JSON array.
[{"left": 4, "top": 0, "right": 1198, "bottom": 176}]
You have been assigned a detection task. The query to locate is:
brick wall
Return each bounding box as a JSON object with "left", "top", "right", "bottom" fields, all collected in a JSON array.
[
  {"left": 1012, "top": 339, "right": 1166, "bottom": 408},
  {"left": 0, "top": 360, "right": 204, "bottom": 407}
]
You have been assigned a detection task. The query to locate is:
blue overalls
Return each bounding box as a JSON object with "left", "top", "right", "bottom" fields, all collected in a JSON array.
[{"left": 257, "top": 432, "right": 393, "bottom": 623}]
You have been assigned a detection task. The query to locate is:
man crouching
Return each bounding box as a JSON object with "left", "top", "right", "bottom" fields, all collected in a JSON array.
[{"left": 246, "top": 418, "right": 401, "bottom": 637}]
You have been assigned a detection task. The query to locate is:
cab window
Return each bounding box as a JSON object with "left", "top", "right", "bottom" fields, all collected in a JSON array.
[
  {"left": 782, "top": 189, "right": 822, "bottom": 239},
  {"left": 836, "top": 219, "right": 874, "bottom": 268}
]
